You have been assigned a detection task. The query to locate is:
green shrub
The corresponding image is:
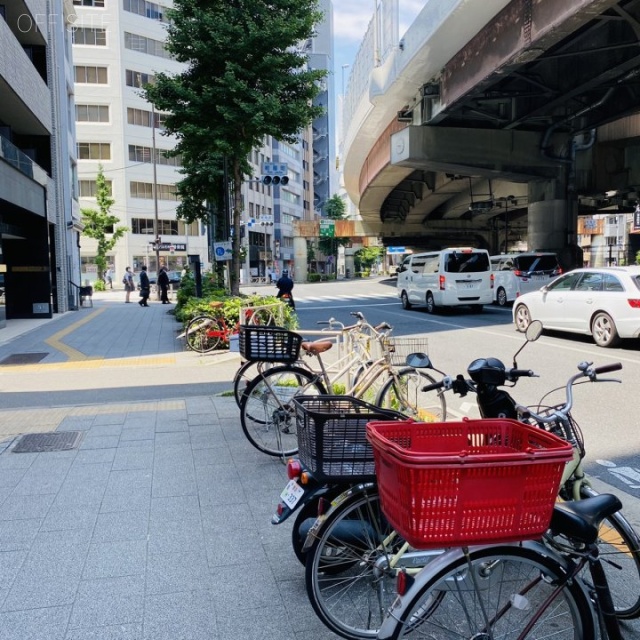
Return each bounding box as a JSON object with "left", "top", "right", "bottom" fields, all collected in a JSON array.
[
  {"left": 307, "top": 273, "right": 322, "bottom": 283},
  {"left": 93, "top": 279, "right": 106, "bottom": 292}
]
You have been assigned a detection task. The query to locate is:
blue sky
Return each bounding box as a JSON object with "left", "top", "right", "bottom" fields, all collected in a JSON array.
[{"left": 331, "top": 0, "right": 424, "bottom": 94}]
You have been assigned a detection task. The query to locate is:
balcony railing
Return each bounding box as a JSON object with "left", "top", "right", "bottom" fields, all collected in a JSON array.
[{"left": 0, "top": 136, "right": 48, "bottom": 186}]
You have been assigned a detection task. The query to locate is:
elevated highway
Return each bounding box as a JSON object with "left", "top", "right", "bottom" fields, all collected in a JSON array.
[{"left": 343, "top": 0, "right": 640, "bottom": 264}]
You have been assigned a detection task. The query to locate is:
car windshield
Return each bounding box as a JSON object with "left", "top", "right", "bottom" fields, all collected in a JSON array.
[{"left": 445, "top": 252, "right": 489, "bottom": 273}]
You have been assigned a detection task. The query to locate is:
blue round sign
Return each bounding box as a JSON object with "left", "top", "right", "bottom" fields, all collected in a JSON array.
[{"left": 215, "top": 246, "right": 225, "bottom": 257}]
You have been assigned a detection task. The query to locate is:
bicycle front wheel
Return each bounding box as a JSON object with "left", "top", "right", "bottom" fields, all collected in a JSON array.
[
  {"left": 580, "top": 484, "right": 640, "bottom": 619},
  {"left": 185, "top": 316, "right": 221, "bottom": 353},
  {"left": 379, "top": 544, "right": 594, "bottom": 640},
  {"left": 305, "top": 487, "right": 409, "bottom": 640},
  {"left": 376, "top": 368, "right": 446, "bottom": 422},
  {"left": 240, "top": 365, "right": 325, "bottom": 456},
  {"left": 233, "top": 361, "right": 275, "bottom": 407}
]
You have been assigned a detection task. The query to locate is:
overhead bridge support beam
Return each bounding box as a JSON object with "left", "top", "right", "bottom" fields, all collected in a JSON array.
[{"left": 391, "top": 125, "right": 563, "bottom": 181}]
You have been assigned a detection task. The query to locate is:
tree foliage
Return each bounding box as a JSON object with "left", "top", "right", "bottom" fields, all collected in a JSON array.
[
  {"left": 145, "top": 0, "right": 327, "bottom": 294},
  {"left": 354, "top": 246, "right": 384, "bottom": 271},
  {"left": 325, "top": 194, "right": 347, "bottom": 220},
  {"left": 81, "top": 166, "right": 127, "bottom": 282},
  {"left": 319, "top": 194, "right": 350, "bottom": 256}
]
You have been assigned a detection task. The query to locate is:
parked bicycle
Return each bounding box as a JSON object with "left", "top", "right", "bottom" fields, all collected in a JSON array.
[
  {"left": 370, "top": 411, "right": 630, "bottom": 640},
  {"left": 232, "top": 313, "right": 387, "bottom": 408},
  {"left": 238, "top": 322, "right": 446, "bottom": 458},
  {"left": 299, "top": 326, "right": 640, "bottom": 639},
  {"left": 181, "top": 301, "right": 277, "bottom": 353}
]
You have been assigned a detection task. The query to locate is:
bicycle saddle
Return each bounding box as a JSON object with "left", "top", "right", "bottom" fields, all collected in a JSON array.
[
  {"left": 301, "top": 340, "right": 333, "bottom": 355},
  {"left": 550, "top": 494, "right": 622, "bottom": 545}
]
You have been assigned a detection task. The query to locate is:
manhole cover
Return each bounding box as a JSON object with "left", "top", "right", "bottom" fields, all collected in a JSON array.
[
  {"left": 0, "top": 353, "right": 48, "bottom": 365},
  {"left": 12, "top": 431, "right": 83, "bottom": 453}
]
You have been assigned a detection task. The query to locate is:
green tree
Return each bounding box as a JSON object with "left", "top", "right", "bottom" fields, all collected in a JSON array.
[
  {"left": 354, "top": 246, "right": 384, "bottom": 272},
  {"left": 81, "top": 166, "right": 127, "bottom": 285},
  {"left": 145, "top": 0, "right": 327, "bottom": 295},
  {"left": 319, "top": 194, "right": 349, "bottom": 263}
]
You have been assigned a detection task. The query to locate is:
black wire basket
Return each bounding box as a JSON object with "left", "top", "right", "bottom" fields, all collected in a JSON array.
[
  {"left": 238, "top": 326, "right": 302, "bottom": 363},
  {"left": 294, "top": 395, "right": 405, "bottom": 482}
]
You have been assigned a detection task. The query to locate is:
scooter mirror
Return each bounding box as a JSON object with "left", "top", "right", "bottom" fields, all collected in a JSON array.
[
  {"left": 406, "top": 352, "right": 431, "bottom": 368},
  {"left": 525, "top": 320, "right": 543, "bottom": 342}
]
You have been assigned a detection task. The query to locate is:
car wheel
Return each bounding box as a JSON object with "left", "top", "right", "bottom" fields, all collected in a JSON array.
[
  {"left": 401, "top": 290, "right": 412, "bottom": 310},
  {"left": 591, "top": 312, "right": 621, "bottom": 348},
  {"left": 425, "top": 292, "right": 437, "bottom": 314},
  {"left": 514, "top": 304, "right": 531, "bottom": 332},
  {"left": 496, "top": 287, "right": 508, "bottom": 307}
]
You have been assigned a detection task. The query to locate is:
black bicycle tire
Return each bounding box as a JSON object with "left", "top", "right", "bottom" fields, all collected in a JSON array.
[
  {"left": 240, "top": 365, "right": 326, "bottom": 457},
  {"left": 580, "top": 484, "right": 640, "bottom": 619},
  {"left": 304, "top": 486, "right": 403, "bottom": 640},
  {"left": 376, "top": 367, "right": 447, "bottom": 422},
  {"left": 233, "top": 360, "right": 262, "bottom": 407},
  {"left": 185, "top": 316, "right": 221, "bottom": 353},
  {"left": 380, "top": 544, "right": 594, "bottom": 640}
]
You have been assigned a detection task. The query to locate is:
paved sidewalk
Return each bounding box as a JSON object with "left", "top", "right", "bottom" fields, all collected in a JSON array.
[{"left": 0, "top": 295, "right": 341, "bottom": 639}]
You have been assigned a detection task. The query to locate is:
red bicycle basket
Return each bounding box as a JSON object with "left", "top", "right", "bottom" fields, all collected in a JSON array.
[{"left": 366, "top": 418, "right": 573, "bottom": 549}]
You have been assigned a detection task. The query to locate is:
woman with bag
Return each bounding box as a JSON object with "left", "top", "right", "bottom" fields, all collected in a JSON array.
[{"left": 123, "top": 266, "right": 135, "bottom": 303}]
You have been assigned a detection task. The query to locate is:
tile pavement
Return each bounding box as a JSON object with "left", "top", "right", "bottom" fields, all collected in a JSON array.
[{"left": 0, "top": 394, "right": 343, "bottom": 639}]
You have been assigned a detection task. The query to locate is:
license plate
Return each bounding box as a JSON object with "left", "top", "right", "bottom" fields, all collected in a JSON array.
[
  {"left": 280, "top": 479, "right": 305, "bottom": 509},
  {"left": 462, "top": 283, "right": 475, "bottom": 290},
  {"left": 533, "top": 275, "right": 545, "bottom": 280}
]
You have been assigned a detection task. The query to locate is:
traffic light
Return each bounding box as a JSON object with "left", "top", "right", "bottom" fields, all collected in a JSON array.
[
  {"left": 262, "top": 175, "right": 289, "bottom": 186},
  {"left": 261, "top": 162, "right": 289, "bottom": 186}
]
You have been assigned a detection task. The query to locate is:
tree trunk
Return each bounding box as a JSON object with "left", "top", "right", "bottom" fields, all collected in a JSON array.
[{"left": 231, "top": 159, "right": 243, "bottom": 296}]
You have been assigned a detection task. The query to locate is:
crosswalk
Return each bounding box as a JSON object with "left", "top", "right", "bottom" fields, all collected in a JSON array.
[{"left": 296, "top": 292, "right": 399, "bottom": 305}]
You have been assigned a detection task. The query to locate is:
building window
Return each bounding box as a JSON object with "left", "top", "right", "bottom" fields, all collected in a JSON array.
[
  {"left": 79, "top": 179, "right": 112, "bottom": 197},
  {"left": 123, "top": 0, "right": 167, "bottom": 22},
  {"left": 131, "top": 218, "right": 179, "bottom": 234},
  {"left": 125, "top": 69, "right": 155, "bottom": 87},
  {"left": 73, "top": 0, "right": 105, "bottom": 6},
  {"left": 75, "top": 104, "right": 110, "bottom": 122},
  {"left": 130, "top": 145, "right": 181, "bottom": 167},
  {"left": 72, "top": 28, "right": 107, "bottom": 46},
  {"left": 77, "top": 142, "right": 111, "bottom": 160},
  {"left": 74, "top": 65, "right": 108, "bottom": 83},
  {"left": 127, "top": 107, "right": 166, "bottom": 128},
  {"left": 124, "top": 32, "right": 170, "bottom": 58},
  {"left": 130, "top": 181, "right": 178, "bottom": 200}
]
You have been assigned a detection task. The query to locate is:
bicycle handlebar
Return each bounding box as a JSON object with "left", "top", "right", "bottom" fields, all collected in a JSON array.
[
  {"left": 516, "top": 362, "right": 622, "bottom": 425},
  {"left": 508, "top": 368, "right": 536, "bottom": 380}
]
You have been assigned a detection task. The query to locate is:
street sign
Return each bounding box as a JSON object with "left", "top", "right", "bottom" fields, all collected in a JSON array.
[
  {"left": 213, "top": 241, "right": 233, "bottom": 261},
  {"left": 319, "top": 220, "right": 335, "bottom": 238},
  {"left": 387, "top": 246, "right": 408, "bottom": 254}
]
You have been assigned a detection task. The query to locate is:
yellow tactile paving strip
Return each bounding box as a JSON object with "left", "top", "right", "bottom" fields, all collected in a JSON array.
[
  {"left": 0, "top": 400, "right": 185, "bottom": 439},
  {"left": 0, "top": 355, "right": 176, "bottom": 372},
  {"left": 45, "top": 308, "right": 107, "bottom": 361}
]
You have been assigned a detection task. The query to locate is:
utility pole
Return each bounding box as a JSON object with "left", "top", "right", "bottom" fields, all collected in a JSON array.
[{"left": 151, "top": 103, "right": 160, "bottom": 298}]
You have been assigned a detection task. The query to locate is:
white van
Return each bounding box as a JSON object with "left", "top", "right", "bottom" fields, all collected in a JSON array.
[
  {"left": 397, "top": 247, "right": 494, "bottom": 313},
  {"left": 491, "top": 252, "right": 562, "bottom": 307}
]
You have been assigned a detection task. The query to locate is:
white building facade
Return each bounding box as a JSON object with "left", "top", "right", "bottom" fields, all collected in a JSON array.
[{"left": 71, "top": 0, "right": 208, "bottom": 285}]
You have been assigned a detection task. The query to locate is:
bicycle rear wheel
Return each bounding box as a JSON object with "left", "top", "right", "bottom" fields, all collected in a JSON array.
[
  {"left": 376, "top": 368, "right": 446, "bottom": 422},
  {"left": 580, "top": 484, "right": 640, "bottom": 619},
  {"left": 240, "top": 366, "right": 326, "bottom": 456},
  {"left": 378, "top": 544, "right": 594, "bottom": 640},
  {"left": 304, "top": 487, "right": 410, "bottom": 640},
  {"left": 186, "top": 316, "right": 222, "bottom": 353},
  {"left": 247, "top": 308, "right": 277, "bottom": 326}
]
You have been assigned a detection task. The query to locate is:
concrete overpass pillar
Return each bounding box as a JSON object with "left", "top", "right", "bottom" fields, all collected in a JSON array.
[
  {"left": 527, "top": 180, "right": 582, "bottom": 270},
  {"left": 293, "top": 236, "right": 308, "bottom": 283}
]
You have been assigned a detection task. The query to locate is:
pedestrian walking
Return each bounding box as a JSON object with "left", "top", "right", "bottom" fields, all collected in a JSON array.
[
  {"left": 122, "top": 266, "right": 135, "bottom": 303},
  {"left": 138, "top": 265, "right": 150, "bottom": 307},
  {"left": 158, "top": 266, "right": 170, "bottom": 304},
  {"left": 105, "top": 267, "right": 113, "bottom": 289}
]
